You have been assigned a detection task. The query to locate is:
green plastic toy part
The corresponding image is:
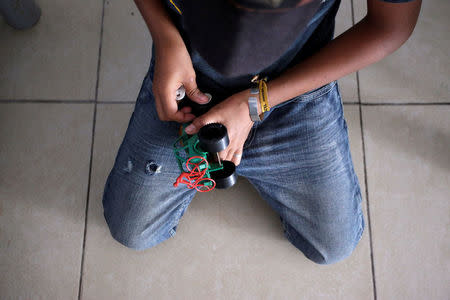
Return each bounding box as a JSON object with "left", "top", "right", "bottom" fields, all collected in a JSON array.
[{"left": 172, "top": 123, "right": 224, "bottom": 192}]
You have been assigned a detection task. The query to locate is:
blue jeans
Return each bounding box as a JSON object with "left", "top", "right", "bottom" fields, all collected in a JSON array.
[{"left": 103, "top": 55, "right": 364, "bottom": 265}]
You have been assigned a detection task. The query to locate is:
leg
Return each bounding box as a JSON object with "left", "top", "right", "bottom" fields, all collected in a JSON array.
[
  {"left": 102, "top": 67, "right": 197, "bottom": 250},
  {"left": 237, "top": 81, "right": 364, "bottom": 264}
]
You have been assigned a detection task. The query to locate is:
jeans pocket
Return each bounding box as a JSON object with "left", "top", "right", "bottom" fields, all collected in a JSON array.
[
  {"left": 270, "top": 81, "right": 338, "bottom": 112},
  {"left": 291, "top": 81, "right": 337, "bottom": 103}
]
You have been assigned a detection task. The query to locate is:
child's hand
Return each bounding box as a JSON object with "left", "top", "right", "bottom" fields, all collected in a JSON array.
[
  {"left": 183, "top": 89, "right": 254, "bottom": 166},
  {"left": 152, "top": 41, "right": 210, "bottom": 123}
]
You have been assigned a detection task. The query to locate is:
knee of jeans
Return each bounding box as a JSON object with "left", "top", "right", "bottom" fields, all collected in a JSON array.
[
  {"left": 101, "top": 171, "right": 176, "bottom": 250},
  {"left": 316, "top": 211, "right": 365, "bottom": 265},
  {"left": 104, "top": 211, "right": 173, "bottom": 251},
  {"left": 314, "top": 236, "right": 361, "bottom": 265},
  {"left": 287, "top": 232, "right": 362, "bottom": 265},
  {"left": 285, "top": 215, "right": 364, "bottom": 265},
  {"left": 102, "top": 189, "right": 173, "bottom": 250}
]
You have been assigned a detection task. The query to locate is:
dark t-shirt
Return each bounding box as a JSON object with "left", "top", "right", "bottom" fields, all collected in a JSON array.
[{"left": 162, "top": 0, "right": 413, "bottom": 85}]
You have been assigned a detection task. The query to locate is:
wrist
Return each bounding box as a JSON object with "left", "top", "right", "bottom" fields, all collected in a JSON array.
[
  {"left": 247, "top": 76, "right": 270, "bottom": 122},
  {"left": 246, "top": 88, "right": 264, "bottom": 122},
  {"left": 266, "top": 79, "right": 285, "bottom": 108},
  {"left": 250, "top": 88, "right": 262, "bottom": 115},
  {"left": 230, "top": 89, "right": 255, "bottom": 124}
]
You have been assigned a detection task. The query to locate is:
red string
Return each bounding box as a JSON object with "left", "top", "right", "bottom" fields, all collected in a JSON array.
[{"left": 181, "top": 156, "right": 215, "bottom": 192}]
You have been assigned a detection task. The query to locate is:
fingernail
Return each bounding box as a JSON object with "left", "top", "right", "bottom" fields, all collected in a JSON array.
[
  {"left": 185, "top": 124, "right": 196, "bottom": 134},
  {"left": 197, "top": 93, "right": 212, "bottom": 104}
]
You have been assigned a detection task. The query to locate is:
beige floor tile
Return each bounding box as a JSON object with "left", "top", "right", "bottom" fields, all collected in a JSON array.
[
  {"left": 354, "top": 0, "right": 450, "bottom": 103},
  {"left": 336, "top": 0, "right": 359, "bottom": 102},
  {"left": 81, "top": 104, "right": 373, "bottom": 299},
  {"left": 0, "top": 0, "right": 102, "bottom": 100},
  {"left": 97, "top": 0, "right": 152, "bottom": 101},
  {"left": 362, "top": 106, "right": 450, "bottom": 300},
  {"left": 0, "top": 103, "right": 93, "bottom": 298}
]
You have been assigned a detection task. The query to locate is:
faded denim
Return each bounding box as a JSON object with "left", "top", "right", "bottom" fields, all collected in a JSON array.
[{"left": 103, "top": 49, "right": 364, "bottom": 264}]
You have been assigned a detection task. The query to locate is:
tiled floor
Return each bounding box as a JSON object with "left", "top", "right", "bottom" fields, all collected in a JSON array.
[{"left": 0, "top": 0, "right": 448, "bottom": 299}]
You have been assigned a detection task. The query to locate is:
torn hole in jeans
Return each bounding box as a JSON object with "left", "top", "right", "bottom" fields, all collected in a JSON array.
[{"left": 145, "top": 160, "right": 162, "bottom": 175}]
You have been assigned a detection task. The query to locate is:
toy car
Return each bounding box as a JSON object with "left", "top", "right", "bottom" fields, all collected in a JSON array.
[{"left": 173, "top": 122, "right": 237, "bottom": 192}]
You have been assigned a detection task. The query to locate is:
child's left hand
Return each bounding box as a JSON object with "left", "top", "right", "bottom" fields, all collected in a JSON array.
[{"left": 184, "top": 89, "right": 254, "bottom": 166}]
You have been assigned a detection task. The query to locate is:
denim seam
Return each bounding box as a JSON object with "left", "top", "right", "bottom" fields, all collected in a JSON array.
[
  {"left": 243, "top": 126, "right": 257, "bottom": 149},
  {"left": 283, "top": 220, "right": 327, "bottom": 263},
  {"left": 335, "top": 80, "right": 344, "bottom": 106},
  {"left": 293, "top": 80, "right": 337, "bottom": 103},
  {"left": 356, "top": 210, "right": 364, "bottom": 243},
  {"left": 168, "top": 196, "right": 192, "bottom": 237}
]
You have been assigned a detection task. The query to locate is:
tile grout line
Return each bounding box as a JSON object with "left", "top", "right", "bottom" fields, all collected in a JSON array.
[
  {"left": 77, "top": 100, "right": 97, "bottom": 300},
  {"left": 0, "top": 99, "right": 95, "bottom": 103},
  {"left": 359, "top": 104, "right": 377, "bottom": 300},
  {"left": 361, "top": 102, "right": 450, "bottom": 106},
  {"left": 77, "top": 0, "right": 105, "bottom": 299},
  {"left": 349, "top": 0, "right": 361, "bottom": 107},
  {"left": 356, "top": 73, "right": 361, "bottom": 105},
  {"left": 1, "top": 99, "right": 449, "bottom": 105},
  {"left": 350, "top": 0, "right": 377, "bottom": 299},
  {"left": 97, "top": 100, "right": 136, "bottom": 104}
]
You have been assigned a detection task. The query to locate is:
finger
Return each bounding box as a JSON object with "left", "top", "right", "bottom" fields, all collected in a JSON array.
[
  {"left": 184, "top": 113, "right": 217, "bottom": 135},
  {"left": 219, "top": 148, "right": 229, "bottom": 163},
  {"left": 157, "top": 87, "right": 195, "bottom": 123},
  {"left": 223, "top": 146, "right": 242, "bottom": 166},
  {"left": 180, "top": 106, "right": 192, "bottom": 114},
  {"left": 158, "top": 87, "right": 181, "bottom": 122},
  {"left": 183, "top": 77, "right": 210, "bottom": 104},
  {"left": 179, "top": 106, "right": 195, "bottom": 122},
  {"left": 174, "top": 110, "right": 196, "bottom": 123},
  {"left": 182, "top": 113, "right": 196, "bottom": 123},
  {"left": 231, "top": 150, "right": 243, "bottom": 166}
]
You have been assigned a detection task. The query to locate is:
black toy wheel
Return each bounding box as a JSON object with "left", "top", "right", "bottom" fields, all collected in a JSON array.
[
  {"left": 198, "top": 123, "right": 229, "bottom": 153},
  {"left": 211, "top": 160, "right": 237, "bottom": 189}
]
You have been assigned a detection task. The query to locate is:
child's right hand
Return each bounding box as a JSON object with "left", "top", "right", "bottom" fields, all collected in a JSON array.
[{"left": 152, "top": 40, "right": 210, "bottom": 123}]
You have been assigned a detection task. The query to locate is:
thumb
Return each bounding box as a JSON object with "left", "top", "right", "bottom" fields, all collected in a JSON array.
[
  {"left": 184, "top": 114, "right": 211, "bottom": 135},
  {"left": 183, "top": 78, "right": 210, "bottom": 104}
]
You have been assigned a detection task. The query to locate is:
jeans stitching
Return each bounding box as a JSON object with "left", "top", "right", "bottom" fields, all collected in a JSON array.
[
  {"left": 356, "top": 210, "right": 365, "bottom": 243},
  {"left": 270, "top": 81, "right": 337, "bottom": 113},
  {"left": 168, "top": 196, "right": 192, "bottom": 237},
  {"left": 243, "top": 126, "right": 257, "bottom": 149},
  {"left": 293, "top": 81, "right": 337, "bottom": 102}
]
